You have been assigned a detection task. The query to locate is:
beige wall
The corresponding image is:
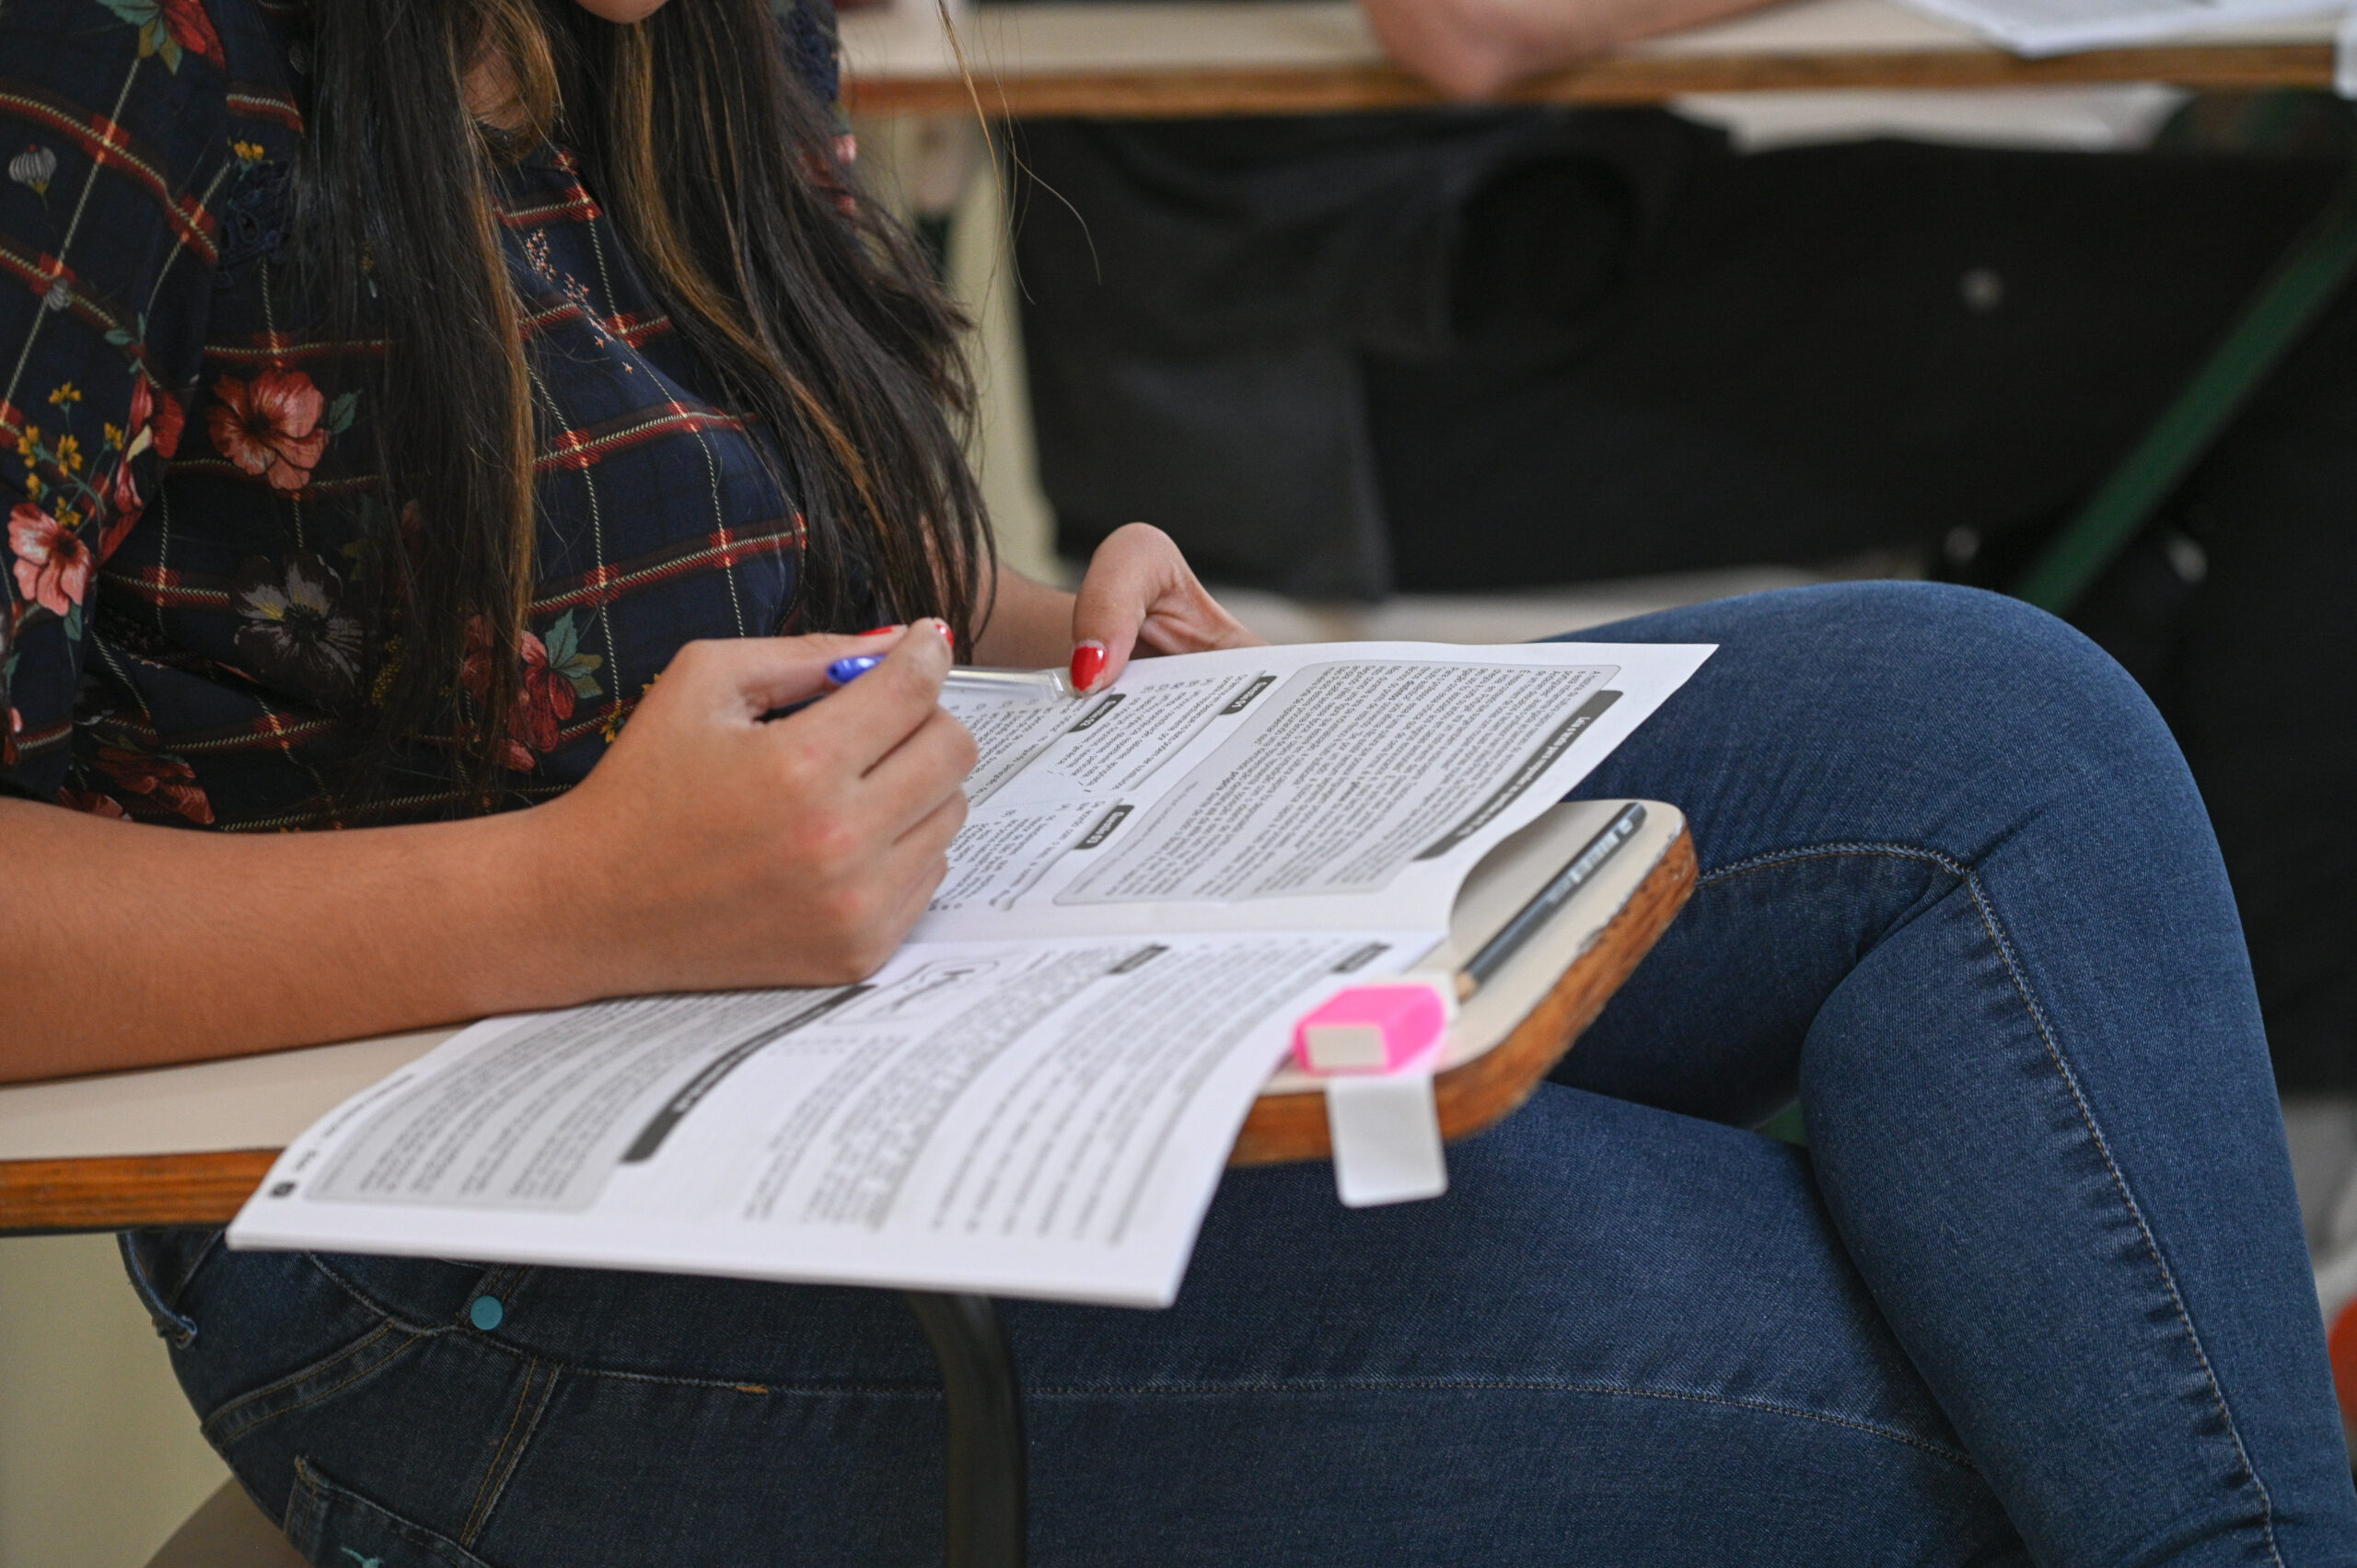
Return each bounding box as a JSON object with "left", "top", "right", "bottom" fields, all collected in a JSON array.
[
  {"left": 0, "top": 1236, "right": 231, "bottom": 1568},
  {"left": 854, "top": 113, "right": 1062, "bottom": 585}
]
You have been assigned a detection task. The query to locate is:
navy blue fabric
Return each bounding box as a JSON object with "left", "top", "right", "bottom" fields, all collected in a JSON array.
[
  {"left": 1, "top": 0, "right": 843, "bottom": 827},
  {"left": 128, "top": 585, "right": 2357, "bottom": 1564}
]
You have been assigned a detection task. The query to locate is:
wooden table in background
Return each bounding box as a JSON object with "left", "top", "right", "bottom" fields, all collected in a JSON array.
[{"left": 839, "top": 0, "right": 2341, "bottom": 118}]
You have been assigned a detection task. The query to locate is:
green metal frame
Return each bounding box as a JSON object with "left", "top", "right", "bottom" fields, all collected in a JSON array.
[{"left": 2012, "top": 158, "right": 2357, "bottom": 616}]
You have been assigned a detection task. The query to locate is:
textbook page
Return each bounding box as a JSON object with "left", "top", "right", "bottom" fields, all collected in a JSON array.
[
  {"left": 1889, "top": 0, "right": 2340, "bottom": 54},
  {"left": 229, "top": 931, "right": 1423, "bottom": 1307},
  {"left": 920, "top": 640, "right": 1713, "bottom": 943}
]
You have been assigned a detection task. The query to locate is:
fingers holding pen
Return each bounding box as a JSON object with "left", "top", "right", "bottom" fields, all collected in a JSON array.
[
  {"left": 883, "top": 791, "right": 966, "bottom": 916},
  {"left": 556, "top": 620, "right": 974, "bottom": 993},
  {"left": 789, "top": 770, "right": 966, "bottom": 979},
  {"left": 779, "top": 618, "right": 958, "bottom": 774},
  {"left": 862, "top": 704, "right": 977, "bottom": 842},
  {"left": 655, "top": 629, "right": 924, "bottom": 724}
]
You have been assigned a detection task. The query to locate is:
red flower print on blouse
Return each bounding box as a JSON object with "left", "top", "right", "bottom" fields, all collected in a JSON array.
[
  {"left": 130, "top": 377, "right": 186, "bottom": 461},
  {"left": 461, "top": 621, "right": 540, "bottom": 772},
  {"left": 515, "top": 631, "right": 580, "bottom": 754},
  {"left": 94, "top": 745, "right": 214, "bottom": 825},
  {"left": 102, "top": 381, "right": 185, "bottom": 560},
  {"left": 460, "top": 619, "right": 590, "bottom": 770},
  {"left": 208, "top": 368, "right": 329, "bottom": 493},
  {"left": 8, "top": 501, "right": 92, "bottom": 616},
  {"left": 156, "top": 0, "right": 224, "bottom": 64},
  {"left": 95, "top": 0, "right": 224, "bottom": 71},
  {"left": 94, "top": 744, "right": 215, "bottom": 825},
  {"left": 57, "top": 788, "right": 128, "bottom": 819},
  {"left": 107, "top": 459, "right": 140, "bottom": 526}
]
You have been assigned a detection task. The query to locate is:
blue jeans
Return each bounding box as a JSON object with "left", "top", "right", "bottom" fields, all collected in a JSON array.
[{"left": 126, "top": 583, "right": 2357, "bottom": 1565}]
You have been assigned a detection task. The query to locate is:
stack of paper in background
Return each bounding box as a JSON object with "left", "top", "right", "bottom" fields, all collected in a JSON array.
[
  {"left": 1877, "top": 0, "right": 2354, "bottom": 99},
  {"left": 1888, "top": 0, "right": 2343, "bottom": 55}
]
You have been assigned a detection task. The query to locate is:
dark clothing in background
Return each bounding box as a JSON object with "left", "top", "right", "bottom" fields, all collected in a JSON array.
[
  {"left": 2142, "top": 287, "right": 2357, "bottom": 1094},
  {"left": 1008, "top": 110, "right": 2356, "bottom": 1085},
  {"left": 1013, "top": 110, "right": 1703, "bottom": 598},
  {"left": 1013, "top": 110, "right": 2345, "bottom": 594}
]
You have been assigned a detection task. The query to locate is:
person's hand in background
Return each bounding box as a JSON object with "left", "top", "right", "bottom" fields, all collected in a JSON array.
[{"left": 1359, "top": 0, "right": 1772, "bottom": 97}]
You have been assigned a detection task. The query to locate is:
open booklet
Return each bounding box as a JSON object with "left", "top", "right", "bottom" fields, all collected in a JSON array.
[{"left": 229, "top": 641, "right": 1713, "bottom": 1306}]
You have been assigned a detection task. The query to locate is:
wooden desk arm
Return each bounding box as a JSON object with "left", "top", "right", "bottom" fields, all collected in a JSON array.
[
  {"left": 0, "top": 1150, "right": 281, "bottom": 1235},
  {"left": 0, "top": 826, "right": 1695, "bottom": 1233},
  {"left": 1231, "top": 823, "right": 1694, "bottom": 1164},
  {"left": 841, "top": 48, "right": 2334, "bottom": 119}
]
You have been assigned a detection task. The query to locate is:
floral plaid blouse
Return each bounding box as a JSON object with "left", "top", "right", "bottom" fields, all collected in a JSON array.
[{"left": 1, "top": 0, "right": 852, "bottom": 829}]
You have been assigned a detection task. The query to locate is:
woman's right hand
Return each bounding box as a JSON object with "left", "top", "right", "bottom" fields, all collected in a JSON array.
[
  {"left": 542, "top": 621, "right": 977, "bottom": 993},
  {"left": 0, "top": 621, "right": 975, "bottom": 1080}
]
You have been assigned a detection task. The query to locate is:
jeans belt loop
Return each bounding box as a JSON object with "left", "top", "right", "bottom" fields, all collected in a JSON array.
[{"left": 118, "top": 1231, "right": 201, "bottom": 1347}]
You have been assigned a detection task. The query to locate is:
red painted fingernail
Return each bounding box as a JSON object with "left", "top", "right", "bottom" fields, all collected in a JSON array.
[
  {"left": 1069, "top": 642, "right": 1107, "bottom": 692},
  {"left": 937, "top": 621, "right": 956, "bottom": 646},
  {"left": 855, "top": 624, "right": 901, "bottom": 637}
]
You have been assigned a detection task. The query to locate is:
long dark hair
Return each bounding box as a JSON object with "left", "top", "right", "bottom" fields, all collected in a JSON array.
[{"left": 300, "top": 0, "right": 987, "bottom": 807}]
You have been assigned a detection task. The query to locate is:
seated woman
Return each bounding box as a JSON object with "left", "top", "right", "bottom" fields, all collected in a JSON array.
[{"left": 2, "top": 0, "right": 2350, "bottom": 1560}]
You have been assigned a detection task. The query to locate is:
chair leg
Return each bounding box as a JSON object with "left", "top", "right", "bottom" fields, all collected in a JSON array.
[{"left": 905, "top": 1292, "right": 1028, "bottom": 1568}]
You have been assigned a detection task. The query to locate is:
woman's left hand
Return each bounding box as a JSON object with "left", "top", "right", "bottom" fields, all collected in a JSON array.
[{"left": 1065, "top": 522, "right": 1265, "bottom": 692}]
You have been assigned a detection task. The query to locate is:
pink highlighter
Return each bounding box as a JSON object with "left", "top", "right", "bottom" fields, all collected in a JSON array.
[{"left": 1292, "top": 981, "right": 1451, "bottom": 1076}]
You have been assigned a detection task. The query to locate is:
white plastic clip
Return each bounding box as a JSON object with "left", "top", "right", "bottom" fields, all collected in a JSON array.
[{"left": 1292, "top": 981, "right": 1452, "bottom": 1207}]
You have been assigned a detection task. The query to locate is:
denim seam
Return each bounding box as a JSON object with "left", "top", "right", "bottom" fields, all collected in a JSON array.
[
  {"left": 1696, "top": 839, "right": 1971, "bottom": 890},
  {"left": 218, "top": 1339, "right": 419, "bottom": 1446},
  {"left": 202, "top": 1318, "right": 400, "bottom": 1435},
  {"left": 125, "top": 1226, "right": 225, "bottom": 1319},
  {"left": 557, "top": 1362, "right": 937, "bottom": 1397},
  {"left": 178, "top": 1229, "right": 225, "bottom": 1300},
  {"left": 1023, "top": 1376, "right": 1977, "bottom": 1470},
  {"left": 459, "top": 1354, "right": 559, "bottom": 1548},
  {"left": 1957, "top": 862, "right": 2285, "bottom": 1566},
  {"left": 462, "top": 1263, "right": 532, "bottom": 1324},
  {"left": 275, "top": 1314, "right": 940, "bottom": 1399},
  {"left": 304, "top": 1253, "right": 470, "bottom": 1338},
  {"left": 283, "top": 1458, "right": 323, "bottom": 1551},
  {"left": 1698, "top": 838, "right": 2284, "bottom": 1562},
  {"left": 288, "top": 1457, "right": 492, "bottom": 1568},
  {"left": 284, "top": 1264, "right": 940, "bottom": 1398},
  {"left": 374, "top": 1348, "right": 1975, "bottom": 1471},
  {"left": 203, "top": 1322, "right": 424, "bottom": 1446}
]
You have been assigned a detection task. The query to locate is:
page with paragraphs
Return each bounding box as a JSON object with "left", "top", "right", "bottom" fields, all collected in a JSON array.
[
  {"left": 228, "top": 931, "right": 1426, "bottom": 1307},
  {"left": 919, "top": 641, "right": 1712, "bottom": 943}
]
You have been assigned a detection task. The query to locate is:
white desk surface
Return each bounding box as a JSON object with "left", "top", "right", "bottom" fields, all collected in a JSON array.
[
  {"left": 0, "top": 801, "right": 1683, "bottom": 1166},
  {"left": 0, "top": 1028, "right": 459, "bottom": 1164}
]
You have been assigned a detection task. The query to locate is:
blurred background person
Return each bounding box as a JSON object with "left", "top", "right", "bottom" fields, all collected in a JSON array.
[{"left": 1003, "top": 6, "right": 2357, "bottom": 1101}]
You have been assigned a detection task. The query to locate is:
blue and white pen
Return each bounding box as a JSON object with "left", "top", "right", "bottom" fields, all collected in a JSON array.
[{"left": 824, "top": 656, "right": 1078, "bottom": 698}]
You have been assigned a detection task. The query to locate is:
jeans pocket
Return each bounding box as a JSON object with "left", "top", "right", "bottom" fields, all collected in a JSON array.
[
  {"left": 203, "top": 1317, "right": 429, "bottom": 1451},
  {"left": 282, "top": 1457, "right": 495, "bottom": 1568},
  {"left": 119, "top": 1227, "right": 222, "bottom": 1345}
]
